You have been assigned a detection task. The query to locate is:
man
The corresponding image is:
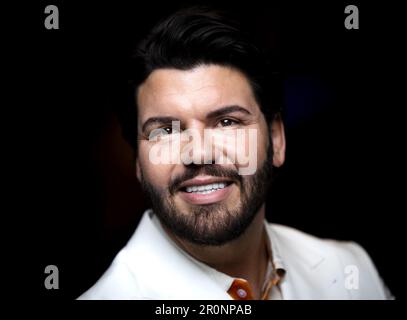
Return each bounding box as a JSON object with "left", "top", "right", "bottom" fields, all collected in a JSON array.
[{"left": 79, "top": 7, "right": 392, "bottom": 300}]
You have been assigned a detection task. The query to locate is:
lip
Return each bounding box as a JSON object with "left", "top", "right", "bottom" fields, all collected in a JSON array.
[
  {"left": 178, "top": 183, "right": 234, "bottom": 205},
  {"left": 177, "top": 175, "right": 235, "bottom": 205},
  {"left": 178, "top": 175, "right": 234, "bottom": 190}
]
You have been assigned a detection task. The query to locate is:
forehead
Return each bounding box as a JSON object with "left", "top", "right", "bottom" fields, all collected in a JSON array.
[{"left": 137, "top": 64, "right": 259, "bottom": 121}]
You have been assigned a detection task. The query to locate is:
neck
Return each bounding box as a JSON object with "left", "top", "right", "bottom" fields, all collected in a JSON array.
[{"left": 163, "top": 204, "right": 268, "bottom": 299}]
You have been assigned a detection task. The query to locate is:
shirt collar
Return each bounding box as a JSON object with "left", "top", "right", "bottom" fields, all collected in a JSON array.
[{"left": 226, "top": 222, "right": 286, "bottom": 300}]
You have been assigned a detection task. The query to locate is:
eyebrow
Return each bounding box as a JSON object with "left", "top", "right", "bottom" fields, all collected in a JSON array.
[
  {"left": 141, "top": 105, "right": 252, "bottom": 134},
  {"left": 206, "top": 105, "right": 252, "bottom": 119}
]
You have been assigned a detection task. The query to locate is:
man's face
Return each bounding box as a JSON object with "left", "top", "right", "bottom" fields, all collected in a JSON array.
[{"left": 136, "top": 64, "right": 285, "bottom": 245}]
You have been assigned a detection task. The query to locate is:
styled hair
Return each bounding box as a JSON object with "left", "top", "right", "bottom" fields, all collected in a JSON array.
[{"left": 119, "top": 6, "right": 282, "bottom": 153}]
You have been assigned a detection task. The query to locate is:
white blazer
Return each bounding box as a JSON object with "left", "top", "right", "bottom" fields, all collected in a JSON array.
[{"left": 79, "top": 210, "right": 392, "bottom": 300}]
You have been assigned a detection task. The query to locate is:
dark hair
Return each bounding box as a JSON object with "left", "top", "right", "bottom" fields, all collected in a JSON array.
[{"left": 119, "top": 6, "right": 282, "bottom": 153}]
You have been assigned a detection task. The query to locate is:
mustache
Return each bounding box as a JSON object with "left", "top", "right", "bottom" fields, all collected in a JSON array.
[{"left": 169, "top": 165, "right": 243, "bottom": 194}]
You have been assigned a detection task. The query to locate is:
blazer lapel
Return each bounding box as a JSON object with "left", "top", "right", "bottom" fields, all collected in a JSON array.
[
  {"left": 123, "top": 210, "right": 232, "bottom": 300},
  {"left": 266, "top": 224, "right": 348, "bottom": 299}
]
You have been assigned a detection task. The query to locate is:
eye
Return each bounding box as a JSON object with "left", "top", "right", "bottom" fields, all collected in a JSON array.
[
  {"left": 218, "top": 118, "right": 239, "bottom": 127},
  {"left": 149, "top": 126, "right": 177, "bottom": 140},
  {"left": 162, "top": 127, "right": 173, "bottom": 134}
]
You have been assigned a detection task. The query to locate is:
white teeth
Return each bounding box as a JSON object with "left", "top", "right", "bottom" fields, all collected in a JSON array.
[{"left": 185, "top": 182, "right": 228, "bottom": 193}]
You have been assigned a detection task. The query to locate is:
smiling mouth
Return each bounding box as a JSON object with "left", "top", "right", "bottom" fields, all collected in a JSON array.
[
  {"left": 176, "top": 177, "right": 235, "bottom": 205},
  {"left": 180, "top": 181, "right": 233, "bottom": 195}
]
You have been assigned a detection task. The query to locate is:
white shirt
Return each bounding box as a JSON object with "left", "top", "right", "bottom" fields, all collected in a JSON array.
[{"left": 79, "top": 209, "right": 392, "bottom": 300}]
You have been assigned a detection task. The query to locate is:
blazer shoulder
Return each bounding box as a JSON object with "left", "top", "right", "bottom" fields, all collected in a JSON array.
[
  {"left": 267, "top": 223, "right": 391, "bottom": 299},
  {"left": 268, "top": 223, "right": 353, "bottom": 258},
  {"left": 269, "top": 222, "right": 368, "bottom": 260},
  {"left": 77, "top": 248, "right": 145, "bottom": 300}
]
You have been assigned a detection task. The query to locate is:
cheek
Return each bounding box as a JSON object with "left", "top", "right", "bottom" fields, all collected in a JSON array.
[
  {"left": 256, "top": 126, "right": 269, "bottom": 163},
  {"left": 233, "top": 125, "right": 268, "bottom": 171},
  {"left": 138, "top": 143, "right": 172, "bottom": 187},
  {"left": 253, "top": 117, "right": 270, "bottom": 162}
]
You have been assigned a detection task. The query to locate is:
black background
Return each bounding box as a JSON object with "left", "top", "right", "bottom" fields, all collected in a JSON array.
[{"left": 16, "top": 0, "right": 403, "bottom": 300}]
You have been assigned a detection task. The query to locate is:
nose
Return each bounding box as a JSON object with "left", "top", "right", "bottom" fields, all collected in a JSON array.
[{"left": 180, "top": 127, "right": 216, "bottom": 166}]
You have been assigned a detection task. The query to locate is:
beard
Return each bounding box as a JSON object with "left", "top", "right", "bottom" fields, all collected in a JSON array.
[{"left": 140, "top": 145, "right": 273, "bottom": 246}]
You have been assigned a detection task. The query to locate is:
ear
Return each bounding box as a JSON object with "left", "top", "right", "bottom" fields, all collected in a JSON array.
[
  {"left": 135, "top": 158, "right": 142, "bottom": 182},
  {"left": 270, "top": 114, "right": 286, "bottom": 167}
]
